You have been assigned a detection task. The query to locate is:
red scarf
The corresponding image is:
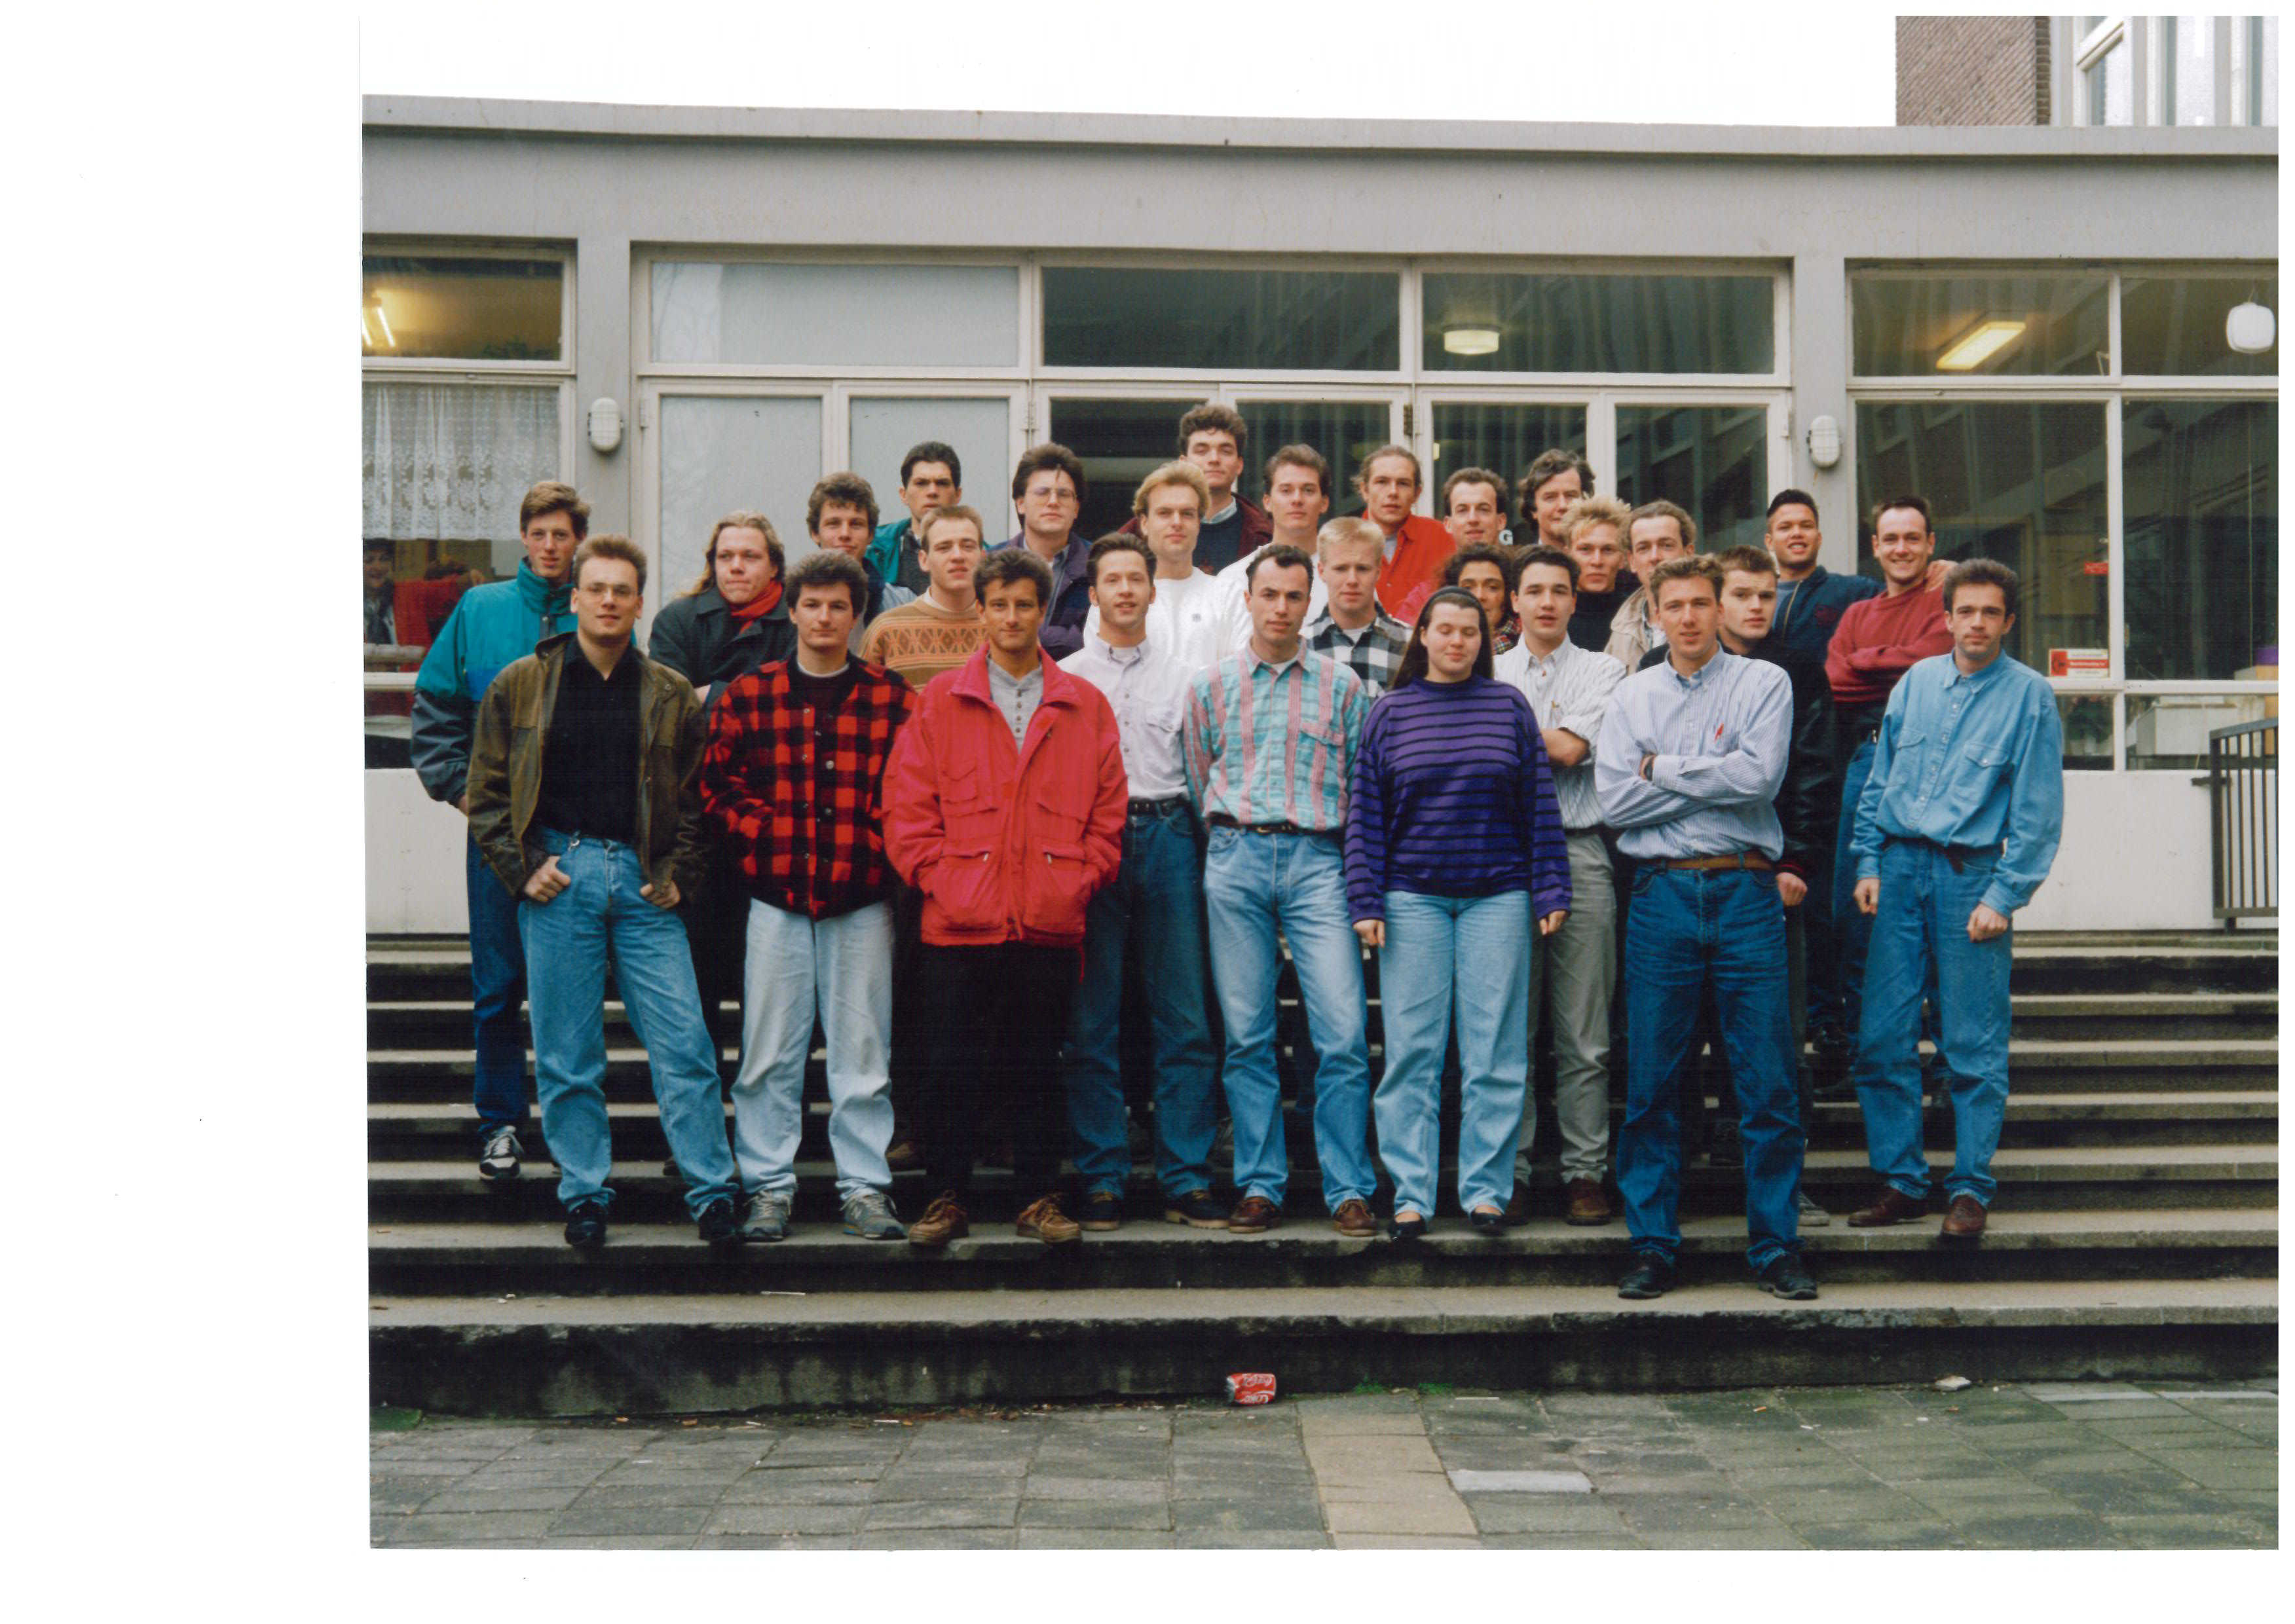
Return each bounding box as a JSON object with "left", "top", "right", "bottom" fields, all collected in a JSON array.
[{"left": 727, "top": 580, "right": 783, "bottom": 623}]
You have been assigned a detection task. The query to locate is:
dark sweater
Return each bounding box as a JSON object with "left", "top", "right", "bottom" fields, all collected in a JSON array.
[
  {"left": 1343, "top": 675, "right": 1573, "bottom": 922},
  {"left": 1566, "top": 572, "right": 1639, "bottom": 654}
]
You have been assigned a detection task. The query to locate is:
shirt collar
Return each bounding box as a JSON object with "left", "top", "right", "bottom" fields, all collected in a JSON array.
[
  {"left": 1947, "top": 653, "right": 2007, "bottom": 688},
  {"left": 1092, "top": 635, "right": 1149, "bottom": 667},
  {"left": 1204, "top": 498, "right": 1237, "bottom": 526}
]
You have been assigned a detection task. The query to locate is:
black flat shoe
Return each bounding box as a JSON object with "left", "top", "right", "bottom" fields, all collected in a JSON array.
[
  {"left": 1387, "top": 1211, "right": 1428, "bottom": 1243},
  {"left": 1469, "top": 1207, "right": 1506, "bottom": 1236},
  {"left": 1617, "top": 1253, "right": 1677, "bottom": 1299}
]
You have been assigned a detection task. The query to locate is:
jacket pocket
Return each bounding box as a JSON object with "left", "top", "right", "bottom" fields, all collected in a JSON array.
[
  {"left": 1020, "top": 841, "right": 1092, "bottom": 939},
  {"left": 930, "top": 843, "right": 1003, "bottom": 932}
]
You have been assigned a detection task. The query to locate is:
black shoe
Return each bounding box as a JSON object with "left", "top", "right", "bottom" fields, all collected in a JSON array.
[
  {"left": 563, "top": 1200, "right": 608, "bottom": 1248},
  {"left": 1469, "top": 1207, "right": 1507, "bottom": 1236},
  {"left": 695, "top": 1197, "right": 739, "bottom": 1245},
  {"left": 1079, "top": 1189, "right": 1123, "bottom": 1232},
  {"left": 1163, "top": 1188, "right": 1228, "bottom": 1229},
  {"left": 1706, "top": 1123, "right": 1744, "bottom": 1170},
  {"left": 1757, "top": 1254, "right": 1819, "bottom": 1300},
  {"left": 1387, "top": 1211, "right": 1428, "bottom": 1243},
  {"left": 1617, "top": 1253, "right": 1677, "bottom": 1299}
]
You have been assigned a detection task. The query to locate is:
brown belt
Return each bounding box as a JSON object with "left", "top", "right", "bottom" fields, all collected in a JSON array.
[{"left": 1645, "top": 852, "right": 1775, "bottom": 874}]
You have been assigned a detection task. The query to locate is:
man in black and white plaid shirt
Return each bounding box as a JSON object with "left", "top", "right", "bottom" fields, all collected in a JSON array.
[{"left": 1301, "top": 517, "right": 1411, "bottom": 696}]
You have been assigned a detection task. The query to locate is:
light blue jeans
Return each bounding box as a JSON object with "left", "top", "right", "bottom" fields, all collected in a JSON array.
[
  {"left": 732, "top": 898, "right": 895, "bottom": 1201},
  {"left": 1203, "top": 828, "right": 1374, "bottom": 1212},
  {"left": 517, "top": 830, "right": 739, "bottom": 1218},
  {"left": 1376, "top": 889, "right": 1531, "bottom": 1217},
  {"left": 1854, "top": 840, "right": 2015, "bottom": 1206},
  {"left": 1062, "top": 802, "right": 1220, "bottom": 1198}
]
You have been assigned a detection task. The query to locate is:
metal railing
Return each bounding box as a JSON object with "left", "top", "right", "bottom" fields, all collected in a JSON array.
[{"left": 2207, "top": 718, "right": 2277, "bottom": 927}]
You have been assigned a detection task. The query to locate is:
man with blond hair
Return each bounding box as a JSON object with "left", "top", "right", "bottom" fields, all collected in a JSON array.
[
  {"left": 1117, "top": 402, "right": 1271, "bottom": 573},
  {"left": 859, "top": 504, "right": 988, "bottom": 688},
  {"left": 1607, "top": 500, "right": 1698, "bottom": 669},
  {"left": 1561, "top": 496, "right": 1635, "bottom": 654},
  {"left": 1086, "top": 460, "right": 1223, "bottom": 670},
  {"left": 1302, "top": 517, "right": 1413, "bottom": 697}
]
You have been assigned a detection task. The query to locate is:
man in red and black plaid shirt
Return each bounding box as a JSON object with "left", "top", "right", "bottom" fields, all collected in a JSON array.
[{"left": 701, "top": 549, "right": 918, "bottom": 1243}]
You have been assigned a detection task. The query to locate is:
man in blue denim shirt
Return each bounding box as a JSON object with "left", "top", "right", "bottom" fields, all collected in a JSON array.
[
  {"left": 1595, "top": 555, "right": 1814, "bottom": 1302},
  {"left": 1845, "top": 560, "right": 2064, "bottom": 1243}
]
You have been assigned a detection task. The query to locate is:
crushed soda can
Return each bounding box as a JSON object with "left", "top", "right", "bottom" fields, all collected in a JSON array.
[{"left": 1225, "top": 1373, "right": 1277, "bottom": 1406}]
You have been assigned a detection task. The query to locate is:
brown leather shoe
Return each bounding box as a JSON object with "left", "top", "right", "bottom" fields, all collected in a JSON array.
[
  {"left": 1015, "top": 1192, "right": 1082, "bottom": 1244},
  {"left": 1940, "top": 1194, "right": 1988, "bottom": 1242},
  {"left": 1502, "top": 1183, "right": 1529, "bottom": 1227},
  {"left": 1846, "top": 1187, "right": 1928, "bottom": 1228},
  {"left": 1228, "top": 1194, "right": 1281, "bottom": 1234},
  {"left": 886, "top": 1137, "right": 923, "bottom": 1172},
  {"left": 1332, "top": 1198, "right": 1377, "bottom": 1238},
  {"left": 1563, "top": 1177, "right": 1613, "bottom": 1227},
  {"left": 906, "top": 1190, "right": 969, "bottom": 1249}
]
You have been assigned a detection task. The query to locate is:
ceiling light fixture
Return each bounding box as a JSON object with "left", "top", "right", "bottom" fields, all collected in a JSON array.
[
  {"left": 1935, "top": 318, "right": 2026, "bottom": 373},
  {"left": 372, "top": 301, "right": 396, "bottom": 348},
  {"left": 1443, "top": 327, "right": 1500, "bottom": 356}
]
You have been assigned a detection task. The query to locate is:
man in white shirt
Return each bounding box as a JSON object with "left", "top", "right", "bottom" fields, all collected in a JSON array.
[
  {"left": 1493, "top": 546, "right": 1628, "bottom": 1227},
  {"left": 1085, "top": 462, "right": 1224, "bottom": 671},
  {"left": 1059, "top": 535, "right": 1224, "bottom": 1231},
  {"left": 1214, "top": 444, "right": 1330, "bottom": 656}
]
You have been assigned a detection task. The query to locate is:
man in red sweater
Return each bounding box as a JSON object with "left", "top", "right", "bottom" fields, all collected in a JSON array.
[
  {"left": 1825, "top": 495, "right": 1952, "bottom": 1054},
  {"left": 882, "top": 547, "right": 1130, "bottom": 1250},
  {"left": 1354, "top": 444, "right": 1456, "bottom": 618}
]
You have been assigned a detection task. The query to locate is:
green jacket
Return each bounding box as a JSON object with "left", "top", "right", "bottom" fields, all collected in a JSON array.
[{"left": 466, "top": 632, "right": 711, "bottom": 901}]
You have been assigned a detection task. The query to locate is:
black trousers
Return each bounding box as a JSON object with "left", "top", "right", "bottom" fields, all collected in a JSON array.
[{"left": 918, "top": 942, "right": 1079, "bottom": 1198}]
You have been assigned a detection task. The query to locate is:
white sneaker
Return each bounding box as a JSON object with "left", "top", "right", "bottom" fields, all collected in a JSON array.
[
  {"left": 479, "top": 1126, "right": 522, "bottom": 1182},
  {"left": 1797, "top": 1189, "right": 1831, "bottom": 1228},
  {"left": 739, "top": 1190, "right": 793, "bottom": 1242},
  {"left": 842, "top": 1189, "right": 905, "bottom": 1240}
]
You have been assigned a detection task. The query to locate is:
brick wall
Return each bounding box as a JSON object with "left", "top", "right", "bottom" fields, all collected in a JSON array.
[{"left": 1897, "top": 16, "right": 2051, "bottom": 125}]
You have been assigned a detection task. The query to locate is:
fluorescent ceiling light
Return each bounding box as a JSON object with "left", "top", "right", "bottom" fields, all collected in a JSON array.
[
  {"left": 1935, "top": 318, "right": 2024, "bottom": 372},
  {"left": 360, "top": 310, "right": 375, "bottom": 347},
  {"left": 1443, "top": 326, "right": 1500, "bottom": 356},
  {"left": 373, "top": 301, "right": 396, "bottom": 347}
]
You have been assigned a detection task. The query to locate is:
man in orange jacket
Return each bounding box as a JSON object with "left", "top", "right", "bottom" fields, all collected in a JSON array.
[{"left": 883, "top": 547, "right": 1130, "bottom": 1249}]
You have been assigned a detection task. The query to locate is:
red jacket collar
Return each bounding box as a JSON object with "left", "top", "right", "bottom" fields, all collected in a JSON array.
[{"left": 949, "top": 644, "right": 1080, "bottom": 709}]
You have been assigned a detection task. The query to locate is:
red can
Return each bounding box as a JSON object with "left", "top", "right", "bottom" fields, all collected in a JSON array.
[{"left": 1225, "top": 1372, "right": 1277, "bottom": 1406}]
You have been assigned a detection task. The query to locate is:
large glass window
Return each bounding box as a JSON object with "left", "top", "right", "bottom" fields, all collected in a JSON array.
[
  {"left": 1851, "top": 273, "right": 2110, "bottom": 377},
  {"left": 1854, "top": 401, "right": 2110, "bottom": 670},
  {"left": 1428, "top": 404, "right": 1589, "bottom": 530},
  {"left": 2237, "top": 16, "right": 2279, "bottom": 124},
  {"left": 2122, "top": 274, "right": 2279, "bottom": 377},
  {"left": 1235, "top": 401, "right": 1394, "bottom": 513},
  {"left": 1422, "top": 273, "right": 1774, "bottom": 375},
  {"left": 2123, "top": 398, "right": 2278, "bottom": 682},
  {"left": 1616, "top": 405, "right": 1768, "bottom": 551},
  {"left": 848, "top": 396, "right": 1014, "bottom": 542},
  {"left": 362, "top": 255, "right": 563, "bottom": 362},
  {"left": 652, "top": 263, "right": 1019, "bottom": 367},
  {"left": 1042, "top": 267, "right": 1400, "bottom": 371},
  {"left": 2157, "top": 16, "right": 2221, "bottom": 124},
  {"left": 2083, "top": 25, "right": 2134, "bottom": 124},
  {"left": 656, "top": 395, "right": 825, "bottom": 602}
]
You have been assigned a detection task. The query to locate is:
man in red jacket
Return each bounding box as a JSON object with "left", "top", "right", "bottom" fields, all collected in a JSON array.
[
  {"left": 1825, "top": 494, "right": 1953, "bottom": 1055},
  {"left": 1355, "top": 444, "right": 1456, "bottom": 618},
  {"left": 884, "top": 547, "right": 1130, "bottom": 1248}
]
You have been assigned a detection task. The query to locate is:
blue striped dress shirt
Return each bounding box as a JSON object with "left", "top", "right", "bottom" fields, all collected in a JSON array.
[{"left": 1182, "top": 647, "right": 1370, "bottom": 832}]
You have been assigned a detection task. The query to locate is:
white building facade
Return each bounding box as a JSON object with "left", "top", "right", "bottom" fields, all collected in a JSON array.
[{"left": 362, "top": 99, "right": 2278, "bottom": 934}]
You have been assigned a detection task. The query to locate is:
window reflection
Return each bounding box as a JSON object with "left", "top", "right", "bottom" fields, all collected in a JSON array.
[
  {"left": 1851, "top": 273, "right": 2110, "bottom": 377},
  {"left": 1616, "top": 405, "right": 1768, "bottom": 551},
  {"left": 1422, "top": 273, "right": 1773, "bottom": 375},
  {"left": 2123, "top": 399, "right": 2278, "bottom": 681},
  {"left": 1042, "top": 268, "right": 1400, "bottom": 371},
  {"left": 362, "top": 256, "right": 563, "bottom": 361},
  {"left": 2122, "top": 275, "right": 2278, "bottom": 377}
]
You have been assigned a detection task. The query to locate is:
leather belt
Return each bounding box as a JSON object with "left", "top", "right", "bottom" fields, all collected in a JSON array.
[
  {"left": 1206, "top": 815, "right": 1323, "bottom": 836},
  {"left": 1889, "top": 836, "right": 2003, "bottom": 874},
  {"left": 1128, "top": 796, "right": 1188, "bottom": 817},
  {"left": 1645, "top": 851, "right": 1775, "bottom": 874}
]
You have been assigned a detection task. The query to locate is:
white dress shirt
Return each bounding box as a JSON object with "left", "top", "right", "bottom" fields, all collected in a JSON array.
[
  {"left": 1058, "top": 633, "right": 1193, "bottom": 800},
  {"left": 1494, "top": 637, "right": 1628, "bottom": 830}
]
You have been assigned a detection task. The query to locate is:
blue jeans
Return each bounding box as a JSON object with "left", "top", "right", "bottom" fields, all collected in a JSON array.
[
  {"left": 1854, "top": 840, "right": 2014, "bottom": 1206},
  {"left": 1376, "top": 889, "right": 1530, "bottom": 1217},
  {"left": 1203, "top": 828, "right": 1374, "bottom": 1211},
  {"left": 466, "top": 831, "right": 531, "bottom": 1139},
  {"left": 1830, "top": 739, "right": 1878, "bottom": 1044},
  {"left": 1062, "top": 802, "right": 1220, "bottom": 1198},
  {"left": 732, "top": 898, "right": 894, "bottom": 1201},
  {"left": 1619, "top": 865, "right": 1803, "bottom": 1272},
  {"left": 517, "top": 830, "right": 739, "bottom": 1218}
]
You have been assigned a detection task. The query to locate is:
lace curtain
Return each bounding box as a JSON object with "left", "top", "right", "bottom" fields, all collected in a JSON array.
[{"left": 363, "top": 382, "right": 561, "bottom": 542}]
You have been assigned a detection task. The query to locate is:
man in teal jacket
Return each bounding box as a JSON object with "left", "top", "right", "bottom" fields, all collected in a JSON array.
[
  {"left": 410, "top": 479, "right": 584, "bottom": 1183},
  {"left": 865, "top": 441, "right": 962, "bottom": 599}
]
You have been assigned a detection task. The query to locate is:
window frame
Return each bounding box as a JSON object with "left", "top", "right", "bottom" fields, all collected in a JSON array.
[{"left": 360, "top": 240, "right": 576, "bottom": 377}]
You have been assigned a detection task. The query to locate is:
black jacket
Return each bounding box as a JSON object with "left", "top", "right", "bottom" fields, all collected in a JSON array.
[
  {"left": 1635, "top": 640, "right": 1838, "bottom": 879},
  {"left": 646, "top": 586, "right": 796, "bottom": 710}
]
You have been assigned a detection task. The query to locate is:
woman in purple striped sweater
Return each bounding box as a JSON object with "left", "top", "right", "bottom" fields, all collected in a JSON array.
[{"left": 1345, "top": 589, "right": 1573, "bottom": 1239}]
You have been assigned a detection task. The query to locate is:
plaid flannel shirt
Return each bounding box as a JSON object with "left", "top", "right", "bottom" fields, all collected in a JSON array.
[{"left": 701, "top": 660, "right": 917, "bottom": 919}]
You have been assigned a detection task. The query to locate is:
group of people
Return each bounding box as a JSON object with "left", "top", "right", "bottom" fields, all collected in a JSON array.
[{"left": 403, "top": 399, "right": 2065, "bottom": 1298}]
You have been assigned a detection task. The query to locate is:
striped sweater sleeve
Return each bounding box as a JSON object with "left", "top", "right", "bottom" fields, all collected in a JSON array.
[
  {"left": 1343, "top": 700, "right": 1392, "bottom": 923},
  {"left": 1520, "top": 695, "right": 1573, "bottom": 918}
]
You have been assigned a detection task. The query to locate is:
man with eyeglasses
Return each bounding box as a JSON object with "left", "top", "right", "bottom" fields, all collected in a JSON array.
[{"left": 992, "top": 443, "right": 1094, "bottom": 662}]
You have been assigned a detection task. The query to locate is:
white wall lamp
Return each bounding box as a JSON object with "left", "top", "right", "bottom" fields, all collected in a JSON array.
[
  {"left": 1805, "top": 415, "right": 1842, "bottom": 470},
  {"left": 2226, "top": 295, "right": 2276, "bottom": 354},
  {"left": 588, "top": 397, "right": 624, "bottom": 454}
]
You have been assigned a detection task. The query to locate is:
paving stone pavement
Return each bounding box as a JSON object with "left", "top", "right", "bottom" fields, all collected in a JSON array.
[{"left": 371, "top": 1380, "right": 2279, "bottom": 1549}]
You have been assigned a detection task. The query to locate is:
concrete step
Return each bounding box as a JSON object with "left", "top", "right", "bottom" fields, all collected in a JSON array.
[
  {"left": 364, "top": 1090, "right": 2281, "bottom": 1164},
  {"left": 366, "top": 1143, "right": 2279, "bottom": 1224},
  {"left": 365, "top": 1275, "right": 2279, "bottom": 1415},
  {"left": 367, "top": 1207, "right": 2279, "bottom": 1297},
  {"left": 2004, "top": 993, "right": 2277, "bottom": 1041}
]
